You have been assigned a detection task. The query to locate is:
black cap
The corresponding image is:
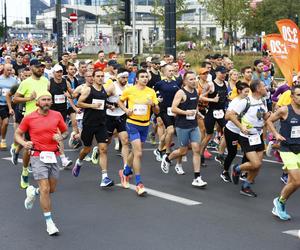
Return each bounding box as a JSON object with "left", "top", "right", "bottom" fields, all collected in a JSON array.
[
  {"left": 30, "top": 59, "right": 42, "bottom": 67},
  {"left": 107, "top": 60, "right": 117, "bottom": 66},
  {"left": 213, "top": 53, "right": 222, "bottom": 59},
  {"left": 215, "top": 66, "right": 227, "bottom": 73},
  {"left": 254, "top": 59, "right": 263, "bottom": 66}
]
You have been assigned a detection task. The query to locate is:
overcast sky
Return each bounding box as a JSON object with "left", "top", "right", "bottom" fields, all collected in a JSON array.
[{"left": 0, "top": 0, "right": 31, "bottom": 26}]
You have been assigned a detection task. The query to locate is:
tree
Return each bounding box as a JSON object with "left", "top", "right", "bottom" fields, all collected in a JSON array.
[
  {"left": 36, "top": 21, "right": 45, "bottom": 29},
  {"left": 201, "top": 0, "right": 250, "bottom": 44},
  {"left": 243, "top": 0, "right": 300, "bottom": 35}
]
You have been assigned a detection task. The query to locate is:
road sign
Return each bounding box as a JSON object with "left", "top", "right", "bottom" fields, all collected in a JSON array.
[{"left": 70, "top": 13, "right": 78, "bottom": 22}]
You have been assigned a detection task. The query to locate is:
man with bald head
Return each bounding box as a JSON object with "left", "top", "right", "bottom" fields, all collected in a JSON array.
[{"left": 0, "top": 63, "right": 17, "bottom": 149}]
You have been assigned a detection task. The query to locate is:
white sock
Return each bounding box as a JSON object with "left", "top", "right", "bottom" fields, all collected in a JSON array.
[
  {"left": 60, "top": 154, "right": 66, "bottom": 161},
  {"left": 77, "top": 158, "right": 83, "bottom": 165},
  {"left": 44, "top": 212, "right": 53, "bottom": 224},
  {"left": 102, "top": 172, "right": 108, "bottom": 180}
]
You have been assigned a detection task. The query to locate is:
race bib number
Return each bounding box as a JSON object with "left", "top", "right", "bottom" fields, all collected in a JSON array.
[
  {"left": 40, "top": 151, "right": 57, "bottom": 164},
  {"left": 54, "top": 94, "right": 65, "bottom": 104},
  {"left": 133, "top": 104, "right": 147, "bottom": 116},
  {"left": 92, "top": 99, "right": 105, "bottom": 110},
  {"left": 1, "top": 88, "right": 9, "bottom": 97},
  {"left": 76, "top": 112, "right": 84, "bottom": 120},
  {"left": 213, "top": 109, "right": 224, "bottom": 119},
  {"left": 291, "top": 126, "right": 300, "bottom": 138},
  {"left": 248, "top": 134, "right": 261, "bottom": 146},
  {"left": 186, "top": 110, "right": 196, "bottom": 120},
  {"left": 167, "top": 107, "right": 174, "bottom": 116}
]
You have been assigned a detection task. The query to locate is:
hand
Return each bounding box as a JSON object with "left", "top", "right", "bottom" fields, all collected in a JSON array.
[
  {"left": 53, "top": 133, "right": 63, "bottom": 142},
  {"left": 75, "top": 107, "right": 81, "bottom": 113},
  {"left": 274, "top": 133, "right": 286, "bottom": 142},
  {"left": 24, "top": 141, "right": 33, "bottom": 150},
  {"left": 92, "top": 103, "right": 101, "bottom": 109},
  {"left": 64, "top": 91, "right": 71, "bottom": 98},
  {"left": 30, "top": 91, "right": 36, "bottom": 101},
  {"left": 212, "top": 94, "right": 219, "bottom": 103},
  {"left": 126, "top": 109, "right": 133, "bottom": 116},
  {"left": 186, "top": 110, "right": 196, "bottom": 116},
  {"left": 240, "top": 125, "right": 249, "bottom": 135},
  {"left": 9, "top": 108, "right": 14, "bottom": 116}
]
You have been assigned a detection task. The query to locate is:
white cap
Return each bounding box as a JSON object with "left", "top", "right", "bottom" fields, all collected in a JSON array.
[
  {"left": 146, "top": 56, "right": 152, "bottom": 63},
  {"left": 52, "top": 64, "right": 63, "bottom": 72},
  {"left": 160, "top": 60, "right": 167, "bottom": 67}
]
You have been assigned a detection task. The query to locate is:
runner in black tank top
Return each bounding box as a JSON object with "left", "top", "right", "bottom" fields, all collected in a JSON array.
[
  {"left": 161, "top": 71, "right": 207, "bottom": 187},
  {"left": 266, "top": 85, "right": 300, "bottom": 221},
  {"left": 72, "top": 69, "right": 116, "bottom": 188}
]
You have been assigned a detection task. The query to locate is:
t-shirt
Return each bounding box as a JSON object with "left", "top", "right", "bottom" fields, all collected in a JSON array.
[
  {"left": 225, "top": 97, "right": 242, "bottom": 134},
  {"left": 16, "top": 76, "right": 49, "bottom": 116},
  {"left": 19, "top": 110, "right": 67, "bottom": 152},
  {"left": 120, "top": 85, "right": 158, "bottom": 126},
  {"left": 277, "top": 90, "right": 291, "bottom": 107},
  {"left": 232, "top": 95, "right": 267, "bottom": 138},
  {"left": 94, "top": 60, "right": 107, "bottom": 71},
  {"left": 0, "top": 75, "right": 18, "bottom": 105}
]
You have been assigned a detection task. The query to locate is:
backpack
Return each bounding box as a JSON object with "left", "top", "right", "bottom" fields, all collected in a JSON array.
[{"left": 237, "top": 96, "right": 267, "bottom": 121}]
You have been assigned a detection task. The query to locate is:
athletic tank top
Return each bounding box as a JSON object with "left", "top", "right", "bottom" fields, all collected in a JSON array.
[
  {"left": 106, "top": 82, "right": 126, "bottom": 117},
  {"left": 175, "top": 88, "right": 199, "bottom": 129},
  {"left": 83, "top": 86, "right": 107, "bottom": 126},
  {"left": 49, "top": 78, "right": 67, "bottom": 112},
  {"left": 207, "top": 80, "right": 227, "bottom": 110},
  {"left": 280, "top": 105, "right": 300, "bottom": 153}
]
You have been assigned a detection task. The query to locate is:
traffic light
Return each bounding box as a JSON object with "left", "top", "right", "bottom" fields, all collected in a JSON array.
[
  {"left": 119, "top": 0, "right": 130, "bottom": 26},
  {"left": 67, "top": 23, "right": 73, "bottom": 35}
]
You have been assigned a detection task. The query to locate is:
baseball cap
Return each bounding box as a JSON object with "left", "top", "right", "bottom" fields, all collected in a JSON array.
[
  {"left": 30, "top": 59, "right": 42, "bottom": 67},
  {"left": 160, "top": 60, "right": 167, "bottom": 67},
  {"left": 107, "top": 60, "right": 117, "bottom": 66},
  {"left": 151, "top": 57, "right": 160, "bottom": 64},
  {"left": 263, "top": 65, "right": 270, "bottom": 72},
  {"left": 199, "top": 68, "right": 209, "bottom": 75},
  {"left": 44, "top": 57, "right": 53, "bottom": 63},
  {"left": 215, "top": 66, "right": 227, "bottom": 73},
  {"left": 52, "top": 64, "right": 63, "bottom": 72},
  {"left": 146, "top": 56, "right": 152, "bottom": 63},
  {"left": 36, "top": 91, "right": 52, "bottom": 100}
]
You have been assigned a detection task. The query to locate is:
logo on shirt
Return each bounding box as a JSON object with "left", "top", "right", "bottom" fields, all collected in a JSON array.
[{"left": 290, "top": 118, "right": 298, "bottom": 124}]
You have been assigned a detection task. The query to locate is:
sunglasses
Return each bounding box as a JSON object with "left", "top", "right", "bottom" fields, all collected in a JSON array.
[{"left": 185, "top": 65, "right": 191, "bottom": 67}]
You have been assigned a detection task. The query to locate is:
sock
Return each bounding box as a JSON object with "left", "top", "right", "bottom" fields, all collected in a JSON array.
[
  {"left": 123, "top": 165, "right": 132, "bottom": 176},
  {"left": 176, "top": 163, "right": 182, "bottom": 168},
  {"left": 242, "top": 180, "right": 250, "bottom": 189},
  {"left": 60, "top": 154, "right": 66, "bottom": 161},
  {"left": 35, "top": 188, "right": 40, "bottom": 195},
  {"left": 44, "top": 212, "right": 53, "bottom": 224},
  {"left": 201, "top": 155, "right": 205, "bottom": 163},
  {"left": 77, "top": 158, "right": 83, "bottom": 165},
  {"left": 102, "top": 171, "right": 108, "bottom": 180},
  {"left": 279, "top": 196, "right": 286, "bottom": 204},
  {"left": 135, "top": 174, "right": 141, "bottom": 185},
  {"left": 194, "top": 172, "right": 200, "bottom": 179},
  {"left": 22, "top": 167, "right": 28, "bottom": 176},
  {"left": 165, "top": 155, "right": 171, "bottom": 163},
  {"left": 13, "top": 143, "right": 18, "bottom": 148},
  {"left": 1, "top": 139, "right": 5, "bottom": 143}
]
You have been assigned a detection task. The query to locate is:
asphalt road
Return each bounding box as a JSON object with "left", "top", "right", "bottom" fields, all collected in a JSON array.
[{"left": 0, "top": 127, "right": 299, "bottom": 250}]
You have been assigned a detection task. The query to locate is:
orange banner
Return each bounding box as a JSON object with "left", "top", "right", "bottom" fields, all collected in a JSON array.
[
  {"left": 276, "top": 19, "right": 300, "bottom": 72},
  {"left": 265, "top": 34, "right": 293, "bottom": 85}
]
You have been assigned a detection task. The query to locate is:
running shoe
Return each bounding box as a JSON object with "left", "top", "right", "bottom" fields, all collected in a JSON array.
[
  {"left": 204, "top": 149, "right": 212, "bottom": 159},
  {"left": 174, "top": 164, "right": 185, "bottom": 175},
  {"left": 119, "top": 169, "right": 130, "bottom": 189},
  {"left": 72, "top": 160, "right": 82, "bottom": 177},
  {"left": 266, "top": 141, "right": 274, "bottom": 157},
  {"left": 46, "top": 221, "right": 59, "bottom": 236},
  {"left": 149, "top": 132, "right": 156, "bottom": 145},
  {"left": 274, "top": 150, "right": 283, "bottom": 163},
  {"left": 215, "top": 154, "right": 225, "bottom": 166},
  {"left": 84, "top": 155, "right": 92, "bottom": 162},
  {"left": 27, "top": 164, "right": 33, "bottom": 173},
  {"left": 192, "top": 176, "right": 207, "bottom": 188},
  {"left": 24, "top": 185, "right": 36, "bottom": 209},
  {"left": 0, "top": 140, "right": 7, "bottom": 150},
  {"left": 280, "top": 172, "right": 288, "bottom": 185},
  {"left": 100, "top": 177, "right": 114, "bottom": 187},
  {"left": 240, "top": 187, "right": 257, "bottom": 197},
  {"left": 10, "top": 145, "right": 19, "bottom": 165},
  {"left": 62, "top": 157, "right": 73, "bottom": 169},
  {"left": 91, "top": 146, "right": 99, "bottom": 165},
  {"left": 220, "top": 171, "right": 231, "bottom": 183},
  {"left": 20, "top": 173, "right": 29, "bottom": 189},
  {"left": 161, "top": 154, "right": 170, "bottom": 174},
  {"left": 239, "top": 172, "right": 248, "bottom": 182},
  {"left": 153, "top": 148, "right": 163, "bottom": 162},
  {"left": 207, "top": 140, "right": 218, "bottom": 150},
  {"left": 136, "top": 183, "right": 147, "bottom": 196},
  {"left": 114, "top": 139, "right": 120, "bottom": 151},
  {"left": 230, "top": 164, "right": 240, "bottom": 185},
  {"left": 182, "top": 155, "right": 187, "bottom": 162},
  {"left": 272, "top": 197, "right": 291, "bottom": 220}
]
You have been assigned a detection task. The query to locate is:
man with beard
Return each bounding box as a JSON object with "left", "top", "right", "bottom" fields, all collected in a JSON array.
[
  {"left": 15, "top": 91, "right": 68, "bottom": 236},
  {"left": 13, "top": 59, "right": 49, "bottom": 189}
]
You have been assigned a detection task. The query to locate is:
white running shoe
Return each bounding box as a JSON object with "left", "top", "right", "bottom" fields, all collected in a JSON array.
[
  {"left": 24, "top": 185, "right": 36, "bottom": 210},
  {"left": 46, "top": 221, "right": 59, "bottom": 236},
  {"left": 114, "top": 138, "right": 120, "bottom": 151},
  {"left": 62, "top": 157, "right": 73, "bottom": 169},
  {"left": 192, "top": 176, "right": 207, "bottom": 188},
  {"left": 266, "top": 141, "right": 274, "bottom": 157},
  {"left": 161, "top": 154, "right": 170, "bottom": 174},
  {"left": 68, "top": 131, "right": 76, "bottom": 148},
  {"left": 174, "top": 164, "right": 185, "bottom": 175},
  {"left": 153, "top": 149, "right": 162, "bottom": 162}
]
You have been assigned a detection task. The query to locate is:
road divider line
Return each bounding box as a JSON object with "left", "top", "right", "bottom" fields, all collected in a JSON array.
[
  {"left": 282, "top": 229, "right": 300, "bottom": 239},
  {"left": 116, "top": 183, "right": 202, "bottom": 206},
  {"left": 3, "top": 157, "right": 23, "bottom": 163}
]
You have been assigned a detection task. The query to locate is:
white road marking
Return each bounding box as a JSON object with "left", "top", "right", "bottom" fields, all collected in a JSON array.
[
  {"left": 3, "top": 157, "right": 23, "bottom": 163},
  {"left": 117, "top": 183, "right": 202, "bottom": 206},
  {"left": 282, "top": 230, "right": 300, "bottom": 239}
]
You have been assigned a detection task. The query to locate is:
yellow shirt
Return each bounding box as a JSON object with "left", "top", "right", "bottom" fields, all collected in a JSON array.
[
  {"left": 277, "top": 90, "right": 291, "bottom": 107},
  {"left": 120, "top": 85, "right": 158, "bottom": 126},
  {"left": 104, "top": 78, "right": 114, "bottom": 88}
]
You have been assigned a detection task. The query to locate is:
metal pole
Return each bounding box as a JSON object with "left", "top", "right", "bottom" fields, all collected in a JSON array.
[
  {"left": 4, "top": 0, "right": 7, "bottom": 41},
  {"left": 56, "top": 0, "right": 63, "bottom": 61},
  {"left": 132, "top": 0, "right": 136, "bottom": 57}
]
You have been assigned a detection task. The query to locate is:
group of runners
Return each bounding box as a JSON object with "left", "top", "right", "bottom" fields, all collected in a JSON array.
[{"left": 0, "top": 44, "right": 299, "bottom": 235}]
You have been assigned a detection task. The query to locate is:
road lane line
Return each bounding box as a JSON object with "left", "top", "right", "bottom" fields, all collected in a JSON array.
[
  {"left": 117, "top": 183, "right": 202, "bottom": 206},
  {"left": 3, "top": 157, "right": 23, "bottom": 163},
  {"left": 282, "top": 229, "right": 300, "bottom": 239}
]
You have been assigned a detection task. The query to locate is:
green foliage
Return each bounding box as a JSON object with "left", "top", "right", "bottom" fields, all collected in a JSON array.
[{"left": 243, "top": 0, "right": 300, "bottom": 36}]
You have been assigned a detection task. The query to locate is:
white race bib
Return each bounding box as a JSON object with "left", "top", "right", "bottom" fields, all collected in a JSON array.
[
  {"left": 291, "top": 126, "right": 300, "bottom": 138},
  {"left": 167, "top": 107, "right": 175, "bottom": 116},
  {"left": 248, "top": 134, "right": 261, "bottom": 146},
  {"left": 54, "top": 94, "right": 65, "bottom": 104},
  {"left": 133, "top": 104, "right": 147, "bottom": 116},
  {"left": 213, "top": 109, "right": 224, "bottom": 119},
  {"left": 186, "top": 110, "right": 196, "bottom": 120},
  {"left": 40, "top": 151, "right": 57, "bottom": 164},
  {"left": 1, "top": 88, "right": 9, "bottom": 97},
  {"left": 76, "top": 112, "right": 84, "bottom": 120},
  {"left": 92, "top": 99, "right": 105, "bottom": 110}
]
